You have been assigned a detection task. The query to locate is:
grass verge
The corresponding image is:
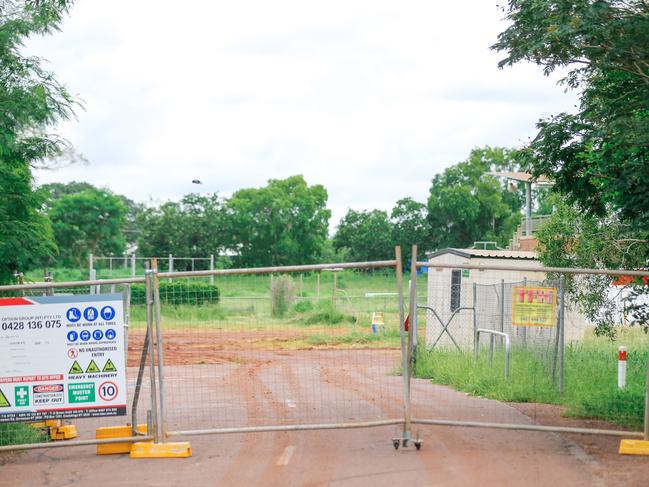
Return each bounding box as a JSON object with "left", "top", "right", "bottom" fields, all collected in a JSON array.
[
  {"left": 0, "top": 423, "right": 48, "bottom": 447},
  {"left": 413, "top": 329, "right": 648, "bottom": 429}
]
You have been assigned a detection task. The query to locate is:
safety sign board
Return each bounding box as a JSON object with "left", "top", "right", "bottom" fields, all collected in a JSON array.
[
  {"left": 512, "top": 286, "right": 557, "bottom": 327},
  {"left": 0, "top": 294, "right": 126, "bottom": 422}
]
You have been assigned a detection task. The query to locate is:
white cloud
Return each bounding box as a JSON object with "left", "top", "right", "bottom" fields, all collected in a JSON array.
[{"left": 29, "top": 0, "right": 578, "bottom": 227}]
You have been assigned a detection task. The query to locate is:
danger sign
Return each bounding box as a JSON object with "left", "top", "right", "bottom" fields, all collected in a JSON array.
[{"left": 512, "top": 286, "right": 557, "bottom": 327}]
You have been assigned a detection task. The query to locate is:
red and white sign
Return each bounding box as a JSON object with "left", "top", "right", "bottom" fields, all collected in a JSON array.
[{"left": 98, "top": 381, "right": 118, "bottom": 402}]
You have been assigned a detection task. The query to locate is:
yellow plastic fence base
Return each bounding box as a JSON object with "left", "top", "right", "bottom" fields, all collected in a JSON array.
[
  {"left": 50, "top": 425, "right": 77, "bottom": 441},
  {"left": 129, "top": 442, "right": 192, "bottom": 459},
  {"left": 619, "top": 439, "right": 649, "bottom": 456},
  {"left": 96, "top": 424, "right": 148, "bottom": 455}
]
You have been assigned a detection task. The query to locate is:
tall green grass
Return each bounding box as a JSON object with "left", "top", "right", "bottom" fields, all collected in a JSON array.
[
  {"left": 414, "top": 329, "right": 648, "bottom": 429},
  {"left": 0, "top": 423, "right": 48, "bottom": 447}
]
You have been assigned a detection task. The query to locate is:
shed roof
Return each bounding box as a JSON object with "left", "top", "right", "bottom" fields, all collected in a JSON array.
[{"left": 427, "top": 248, "right": 538, "bottom": 260}]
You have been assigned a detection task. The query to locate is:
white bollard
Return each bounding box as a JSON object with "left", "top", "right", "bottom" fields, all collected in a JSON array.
[{"left": 618, "top": 346, "right": 627, "bottom": 390}]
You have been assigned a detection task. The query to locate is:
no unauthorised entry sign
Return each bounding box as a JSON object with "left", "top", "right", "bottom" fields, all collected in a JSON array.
[{"left": 0, "top": 294, "right": 127, "bottom": 422}]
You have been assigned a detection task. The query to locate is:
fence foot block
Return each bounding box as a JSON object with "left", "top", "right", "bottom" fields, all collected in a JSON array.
[
  {"left": 619, "top": 440, "right": 649, "bottom": 456},
  {"left": 50, "top": 425, "right": 78, "bottom": 441},
  {"left": 96, "top": 424, "right": 147, "bottom": 455},
  {"left": 129, "top": 442, "right": 192, "bottom": 459}
]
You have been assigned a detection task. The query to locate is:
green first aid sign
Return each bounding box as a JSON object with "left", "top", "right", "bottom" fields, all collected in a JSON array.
[
  {"left": 15, "top": 386, "right": 29, "bottom": 407},
  {"left": 68, "top": 383, "right": 95, "bottom": 403}
]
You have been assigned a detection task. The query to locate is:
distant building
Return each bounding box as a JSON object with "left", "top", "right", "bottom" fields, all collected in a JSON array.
[{"left": 422, "top": 248, "right": 590, "bottom": 350}]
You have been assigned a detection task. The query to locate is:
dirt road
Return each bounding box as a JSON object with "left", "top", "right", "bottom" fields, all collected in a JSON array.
[{"left": 1, "top": 343, "right": 646, "bottom": 486}]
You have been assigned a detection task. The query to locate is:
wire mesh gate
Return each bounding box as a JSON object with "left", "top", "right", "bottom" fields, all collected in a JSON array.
[
  {"left": 409, "top": 247, "right": 649, "bottom": 441},
  {"left": 1, "top": 246, "right": 648, "bottom": 454},
  {"left": 150, "top": 257, "right": 410, "bottom": 444}
]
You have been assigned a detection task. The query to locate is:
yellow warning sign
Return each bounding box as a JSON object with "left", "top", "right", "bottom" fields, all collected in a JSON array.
[
  {"left": 102, "top": 359, "right": 117, "bottom": 373},
  {"left": 69, "top": 360, "right": 84, "bottom": 375},
  {"left": 0, "top": 389, "right": 10, "bottom": 407},
  {"left": 85, "top": 360, "right": 100, "bottom": 374},
  {"left": 512, "top": 286, "right": 557, "bottom": 327}
]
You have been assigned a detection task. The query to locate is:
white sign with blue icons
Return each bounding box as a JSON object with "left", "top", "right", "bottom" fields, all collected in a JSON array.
[{"left": 0, "top": 293, "right": 126, "bottom": 422}]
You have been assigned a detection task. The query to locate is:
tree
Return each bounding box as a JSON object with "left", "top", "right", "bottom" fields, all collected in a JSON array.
[
  {"left": 426, "top": 147, "right": 523, "bottom": 250},
  {"left": 0, "top": 1, "right": 77, "bottom": 283},
  {"left": 333, "top": 209, "right": 394, "bottom": 262},
  {"left": 43, "top": 181, "right": 144, "bottom": 247},
  {"left": 390, "top": 198, "right": 429, "bottom": 263},
  {"left": 48, "top": 188, "right": 126, "bottom": 267},
  {"left": 224, "top": 176, "right": 330, "bottom": 266},
  {"left": 493, "top": 0, "right": 649, "bottom": 230},
  {"left": 535, "top": 195, "right": 649, "bottom": 335},
  {"left": 137, "top": 193, "right": 226, "bottom": 269}
]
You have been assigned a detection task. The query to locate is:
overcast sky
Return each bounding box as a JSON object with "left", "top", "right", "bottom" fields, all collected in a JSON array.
[{"left": 29, "top": 0, "right": 578, "bottom": 228}]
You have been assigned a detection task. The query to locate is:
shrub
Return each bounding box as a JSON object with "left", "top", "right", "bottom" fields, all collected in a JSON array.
[
  {"left": 301, "top": 301, "right": 355, "bottom": 325},
  {"left": 130, "top": 281, "right": 220, "bottom": 306},
  {"left": 294, "top": 300, "right": 314, "bottom": 313},
  {"left": 270, "top": 275, "right": 295, "bottom": 318}
]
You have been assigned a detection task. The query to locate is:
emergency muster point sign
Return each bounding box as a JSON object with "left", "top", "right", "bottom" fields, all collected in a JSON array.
[{"left": 0, "top": 294, "right": 126, "bottom": 422}]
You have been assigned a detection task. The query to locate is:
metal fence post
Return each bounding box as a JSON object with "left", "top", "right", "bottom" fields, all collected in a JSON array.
[
  {"left": 500, "top": 279, "right": 505, "bottom": 338},
  {"left": 144, "top": 265, "right": 160, "bottom": 443},
  {"left": 395, "top": 246, "right": 409, "bottom": 443},
  {"left": 472, "top": 282, "right": 477, "bottom": 354},
  {"left": 131, "top": 254, "right": 136, "bottom": 277},
  {"left": 559, "top": 274, "right": 566, "bottom": 394},
  {"left": 209, "top": 254, "right": 214, "bottom": 286},
  {"left": 522, "top": 276, "right": 528, "bottom": 347},
  {"left": 644, "top": 355, "right": 649, "bottom": 441},
  {"left": 152, "top": 266, "right": 167, "bottom": 441},
  {"left": 88, "top": 253, "right": 93, "bottom": 280},
  {"left": 89, "top": 268, "right": 96, "bottom": 294}
]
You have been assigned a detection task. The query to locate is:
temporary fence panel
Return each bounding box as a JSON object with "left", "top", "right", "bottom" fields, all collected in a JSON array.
[
  {"left": 411, "top": 256, "right": 648, "bottom": 439},
  {"left": 0, "top": 279, "right": 155, "bottom": 450},
  {"left": 151, "top": 262, "right": 406, "bottom": 437}
]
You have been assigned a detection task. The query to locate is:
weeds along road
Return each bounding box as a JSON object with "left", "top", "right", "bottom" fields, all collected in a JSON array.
[{"left": 0, "top": 344, "right": 638, "bottom": 487}]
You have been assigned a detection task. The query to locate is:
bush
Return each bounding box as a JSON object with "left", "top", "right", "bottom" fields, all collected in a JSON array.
[
  {"left": 301, "top": 301, "right": 355, "bottom": 325},
  {"left": 270, "top": 275, "right": 295, "bottom": 318},
  {"left": 130, "top": 281, "right": 220, "bottom": 306},
  {"left": 294, "top": 300, "right": 314, "bottom": 313}
]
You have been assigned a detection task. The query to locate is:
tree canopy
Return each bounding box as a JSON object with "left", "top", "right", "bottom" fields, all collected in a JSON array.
[
  {"left": 494, "top": 0, "right": 649, "bottom": 230},
  {"left": 0, "top": 0, "right": 77, "bottom": 283},
  {"left": 136, "top": 193, "right": 226, "bottom": 269},
  {"left": 48, "top": 187, "right": 127, "bottom": 267},
  {"left": 225, "top": 175, "right": 330, "bottom": 267},
  {"left": 333, "top": 209, "right": 394, "bottom": 262},
  {"left": 426, "top": 147, "right": 523, "bottom": 250}
]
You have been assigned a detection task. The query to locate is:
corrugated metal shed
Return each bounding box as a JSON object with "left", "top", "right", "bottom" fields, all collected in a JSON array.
[{"left": 427, "top": 248, "right": 538, "bottom": 260}]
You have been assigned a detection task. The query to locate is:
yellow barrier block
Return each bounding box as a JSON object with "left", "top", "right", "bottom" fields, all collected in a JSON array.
[
  {"left": 96, "top": 424, "right": 148, "bottom": 455},
  {"left": 619, "top": 439, "right": 649, "bottom": 456},
  {"left": 129, "top": 442, "right": 192, "bottom": 459},
  {"left": 29, "top": 422, "right": 48, "bottom": 429},
  {"left": 50, "top": 424, "right": 77, "bottom": 441},
  {"left": 45, "top": 420, "right": 61, "bottom": 428}
]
